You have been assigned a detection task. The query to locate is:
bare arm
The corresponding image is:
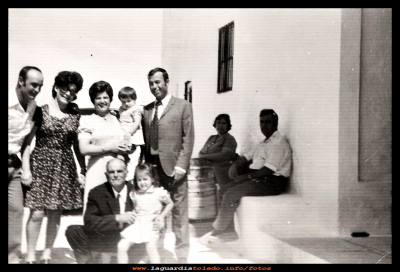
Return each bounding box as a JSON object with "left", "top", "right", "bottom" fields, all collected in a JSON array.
[
  {"left": 159, "top": 195, "right": 174, "bottom": 219},
  {"left": 73, "top": 135, "right": 86, "bottom": 175},
  {"left": 153, "top": 194, "right": 174, "bottom": 230},
  {"left": 125, "top": 114, "right": 142, "bottom": 136},
  {"left": 20, "top": 125, "right": 38, "bottom": 186},
  {"left": 78, "top": 137, "right": 124, "bottom": 156},
  {"left": 199, "top": 147, "right": 235, "bottom": 161}
]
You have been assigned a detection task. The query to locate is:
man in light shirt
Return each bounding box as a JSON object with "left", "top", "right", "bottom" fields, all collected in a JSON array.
[
  {"left": 200, "top": 109, "right": 292, "bottom": 244},
  {"left": 8, "top": 66, "right": 44, "bottom": 263}
]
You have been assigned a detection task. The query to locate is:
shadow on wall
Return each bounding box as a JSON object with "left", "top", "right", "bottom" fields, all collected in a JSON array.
[{"left": 284, "top": 138, "right": 298, "bottom": 195}]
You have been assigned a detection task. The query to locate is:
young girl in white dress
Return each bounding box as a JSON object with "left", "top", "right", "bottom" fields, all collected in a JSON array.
[{"left": 117, "top": 163, "right": 174, "bottom": 264}]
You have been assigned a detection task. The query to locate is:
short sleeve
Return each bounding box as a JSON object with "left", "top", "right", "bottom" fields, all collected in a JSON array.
[
  {"left": 222, "top": 135, "right": 237, "bottom": 153},
  {"left": 130, "top": 105, "right": 143, "bottom": 119},
  {"left": 157, "top": 187, "right": 170, "bottom": 204},
  {"left": 78, "top": 115, "right": 93, "bottom": 140},
  {"left": 129, "top": 190, "right": 137, "bottom": 204},
  {"left": 263, "top": 139, "right": 291, "bottom": 174}
]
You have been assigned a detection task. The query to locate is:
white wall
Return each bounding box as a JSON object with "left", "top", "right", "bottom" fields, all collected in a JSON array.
[
  {"left": 8, "top": 8, "right": 164, "bottom": 109},
  {"left": 8, "top": 8, "right": 343, "bottom": 236},
  {"left": 162, "top": 8, "right": 341, "bottom": 236}
]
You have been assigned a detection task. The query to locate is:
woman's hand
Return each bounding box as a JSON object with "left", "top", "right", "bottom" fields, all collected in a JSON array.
[
  {"left": 153, "top": 215, "right": 165, "bottom": 231},
  {"left": 102, "top": 142, "right": 124, "bottom": 154},
  {"left": 21, "top": 169, "right": 32, "bottom": 186},
  {"left": 77, "top": 173, "right": 85, "bottom": 189}
]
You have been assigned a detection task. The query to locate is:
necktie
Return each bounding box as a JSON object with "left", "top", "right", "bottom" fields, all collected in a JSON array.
[
  {"left": 117, "top": 193, "right": 124, "bottom": 228},
  {"left": 150, "top": 100, "right": 162, "bottom": 150}
]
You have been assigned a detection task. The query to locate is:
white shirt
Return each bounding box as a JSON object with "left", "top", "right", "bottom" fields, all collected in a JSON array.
[
  {"left": 112, "top": 185, "right": 128, "bottom": 214},
  {"left": 152, "top": 93, "right": 172, "bottom": 120},
  {"left": 8, "top": 88, "right": 35, "bottom": 156},
  {"left": 244, "top": 131, "right": 292, "bottom": 177}
]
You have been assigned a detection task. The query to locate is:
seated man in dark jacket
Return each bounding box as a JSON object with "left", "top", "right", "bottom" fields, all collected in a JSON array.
[{"left": 65, "top": 158, "right": 141, "bottom": 263}]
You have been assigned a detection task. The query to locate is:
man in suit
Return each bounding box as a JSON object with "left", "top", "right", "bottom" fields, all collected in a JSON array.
[
  {"left": 65, "top": 158, "right": 138, "bottom": 264},
  {"left": 143, "top": 67, "right": 195, "bottom": 263}
]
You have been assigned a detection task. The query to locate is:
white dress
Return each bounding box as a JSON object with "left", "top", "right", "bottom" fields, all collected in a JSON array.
[
  {"left": 78, "top": 113, "right": 125, "bottom": 209},
  {"left": 120, "top": 186, "right": 170, "bottom": 243}
]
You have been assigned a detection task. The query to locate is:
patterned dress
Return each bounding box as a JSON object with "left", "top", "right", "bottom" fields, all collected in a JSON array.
[{"left": 25, "top": 104, "right": 83, "bottom": 211}]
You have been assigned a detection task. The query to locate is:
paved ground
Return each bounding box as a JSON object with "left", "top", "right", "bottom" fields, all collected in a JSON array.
[{"left": 17, "top": 208, "right": 392, "bottom": 264}]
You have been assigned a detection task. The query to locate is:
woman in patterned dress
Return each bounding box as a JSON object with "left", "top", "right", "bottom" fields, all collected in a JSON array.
[{"left": 21, "top": 71, "right": 86, "bottom": 264}]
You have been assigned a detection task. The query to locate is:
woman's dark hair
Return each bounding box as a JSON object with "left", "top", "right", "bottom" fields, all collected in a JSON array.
[
  {"left": 260, "top": 109, "right": 279, "bottom": 126},
  {"left": 88, "top": 81, "right": 113, "bottom": 104},
  {"left": 213, "top": 113, "right": 232, "bottom": 131},
  {"left": 52, "top": 71, "right": 84, "bottom": 101},
  {"left": 147, "top": 67, "right": 169, "bottom": 82},
  {"left": 118, "top": 86, "right": 137, "bottom": 101},
  {"left": 133, "top": 163, "right": 160, "bottom": 190}
]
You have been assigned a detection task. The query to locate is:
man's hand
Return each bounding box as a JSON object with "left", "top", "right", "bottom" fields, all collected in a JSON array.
[
  {"left": 172, "top": 168, "right": 186, "bottom": 184},
  {"left": 234, "top": 174, "right": 249, "bottom": 184},
  {"left": 116, "top": 211, "right": 137, "bottom": 225}
]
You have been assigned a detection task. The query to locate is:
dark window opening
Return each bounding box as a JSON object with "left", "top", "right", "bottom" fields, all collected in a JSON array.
[{"left": 217, "top": 21, "right": 234, "bottom": 93}]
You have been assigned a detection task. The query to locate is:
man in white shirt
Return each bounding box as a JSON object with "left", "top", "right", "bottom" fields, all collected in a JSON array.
[
  {"left": 8, "top": 66, "right": 43, "bottom": 263},
  {"left": 200, "top": 109, "right": 292, "bottom": 244}
]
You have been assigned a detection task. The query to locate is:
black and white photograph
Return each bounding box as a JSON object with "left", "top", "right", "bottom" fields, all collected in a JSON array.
[{"left": 8, "top": 8, "right": 392, "bottom": 265}]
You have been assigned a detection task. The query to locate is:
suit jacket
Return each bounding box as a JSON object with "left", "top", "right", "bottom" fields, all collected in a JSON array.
[
  {"left": 143, "top": 96, "right": 195, "bottom": 176},
  {"left": 84, "top": 181, "right": 134, "bottom": 252}
]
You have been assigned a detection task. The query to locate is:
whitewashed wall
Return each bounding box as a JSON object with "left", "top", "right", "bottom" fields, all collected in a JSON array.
[
  {"left": 162, "top": 8, "right": 342, "bottom": 236},
  {"left": 8, "top": 8, "right": 343, "bottom": 236}
]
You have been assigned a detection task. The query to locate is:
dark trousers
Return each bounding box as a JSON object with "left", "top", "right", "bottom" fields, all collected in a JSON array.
[
  {"left": 147, "top": 155, "right": 190, "bottom": 261},
  {"left": 65, "top": 225, "right": 147, "bottom": 263},
  {"left": 65, "top": 225, "right": 97, "bottom": 264},
  {"left": 213, "top": 175, "right": 287, "bottom": 231},
  {"left": 8, "top": 154, "right": 24, "bottom": 263}
]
